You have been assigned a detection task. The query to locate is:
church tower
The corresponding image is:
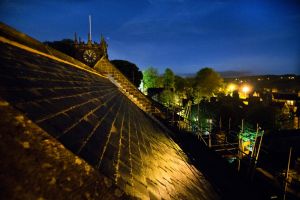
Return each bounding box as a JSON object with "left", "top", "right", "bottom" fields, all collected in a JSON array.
[{"left": 73, "top": 15, "right": 108, "bottom": 67}]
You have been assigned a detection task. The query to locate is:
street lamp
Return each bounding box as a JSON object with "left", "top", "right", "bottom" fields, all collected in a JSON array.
[{"left": 241, "top": 84, "right": 251, "bottom": 99}]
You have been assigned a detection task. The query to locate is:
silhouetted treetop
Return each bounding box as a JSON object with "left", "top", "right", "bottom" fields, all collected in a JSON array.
[
  {"left": 44, "top": 39, "right": 76, "bottom": 57},
  {"left": 110, "top": 60, "right": 143, "bottom": 88}
]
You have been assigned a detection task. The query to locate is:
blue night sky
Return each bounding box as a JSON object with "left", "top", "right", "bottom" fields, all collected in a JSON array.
[{"left": 1, "top": 0, "right": 300, "bottom": 75}]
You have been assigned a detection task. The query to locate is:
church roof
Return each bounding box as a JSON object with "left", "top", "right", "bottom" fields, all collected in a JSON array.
[{"left": 0, "top": 23, "right": 219, "bottom": 199}]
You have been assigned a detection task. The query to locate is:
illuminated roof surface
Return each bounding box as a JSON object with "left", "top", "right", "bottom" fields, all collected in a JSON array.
[{"left": 0, "top": 24, "right": 219, "bottom": 199}]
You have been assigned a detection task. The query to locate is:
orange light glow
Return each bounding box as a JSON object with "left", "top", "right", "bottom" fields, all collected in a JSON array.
[
  {"left": 242, "top": 85, "right": 250, "bottom": 93},
  {"left": 239, "top": 84, "right": 252, "bottom": 99}
]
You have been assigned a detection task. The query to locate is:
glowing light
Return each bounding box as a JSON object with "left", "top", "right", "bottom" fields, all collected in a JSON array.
[
  {"left": 239, "top": 128, "right": 263, "bottom": 156},
  {"left": 226, "top": 83, "right": 237, "bottom": 96},
  {"left": 242, "top": 85, "right": 250, "bottom": 93},
  {"left": 228, "top": 83, "right": 236, "bottom": 92},
  {"left": 239, "top": 84, "right": 252, "bottom": 99}
]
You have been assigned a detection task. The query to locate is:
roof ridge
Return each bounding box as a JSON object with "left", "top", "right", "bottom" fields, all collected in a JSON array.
[{"left": 0, "top": 36, "right": 107, "bottom": 79}]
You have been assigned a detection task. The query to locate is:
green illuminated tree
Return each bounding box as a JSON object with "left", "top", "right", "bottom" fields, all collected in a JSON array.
[
  {"left": 239, "top": 122, "right": 257, "bottom": 142},
  {"left": 193, "top": 67, "right": 223, "bottom": 102},
  {"left": 159, "top": 89, "right": 175, "bottom": 107},
  {"left": 142, "top": 67, "right": 159, "bottom": 90}
]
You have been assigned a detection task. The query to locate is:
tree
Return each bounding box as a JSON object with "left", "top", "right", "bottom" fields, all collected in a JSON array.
[
  {"left": 163, "top": 68, "right": 175, "bottom": 89},
  {"left": 193, "top": 67, "right": 223, "bottom": 102},
  {"left": 159, "top": 89, "right": 175, "bottom": 107},
  {"left": 142, "top": 67, "right": 159, "bottom": 90},
  {"left": 174, "top": 75, "right": 186, "bottom": 92},
  {"left": 44, "top": 39, "right": 76, "bottom": 57},
  {"left": 174, "top": 75, "right": 189, "bottom": 105},
  {"left": 110, "top": 60, "right": 143, "bottom": 87}
]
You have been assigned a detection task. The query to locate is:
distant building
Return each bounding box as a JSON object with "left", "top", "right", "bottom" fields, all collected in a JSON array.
[
  {"left": 272, "top": 93, "right": 299, "bottom": 113},
  {"left": 248, "top": 95, "right": 261, "bottom": 106},
  {"left": 73, "top": 16, "right": 108, "bottom": 67},
  {"left": 270, "top": 101, "right": 290, "bottom": 115}
]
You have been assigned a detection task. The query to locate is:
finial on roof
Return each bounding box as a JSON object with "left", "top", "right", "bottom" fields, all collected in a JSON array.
[
  {"left": 87, "top": 15, "right": 92, "bottom": 45},
  {"left": 74, "top": 32, "right": 78, "bottom": 44},
  {"left": 100, "top": 35, "right": 108, "bottom": 58}
]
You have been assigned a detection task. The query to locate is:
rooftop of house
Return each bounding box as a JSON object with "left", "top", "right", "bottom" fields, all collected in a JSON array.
[{"left": 272, "top": 93, "right": 300, "bottom": 101}]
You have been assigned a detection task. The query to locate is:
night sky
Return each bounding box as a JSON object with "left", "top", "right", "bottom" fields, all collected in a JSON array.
[{"left": 1, "top": 0, "right": 300, "bottom": 75}]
